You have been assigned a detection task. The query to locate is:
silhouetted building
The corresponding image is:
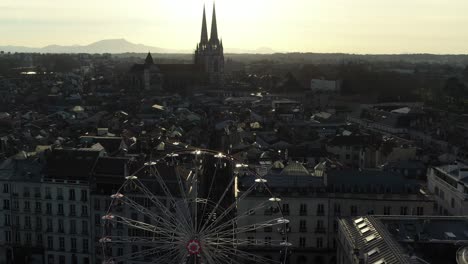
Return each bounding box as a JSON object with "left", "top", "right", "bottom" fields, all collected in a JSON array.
[
  {"left": 130, "top": 4, "right": 224, "bottom": 93},
  {"left": 194, "top": 4, "right": 225, "bottom": 86}
]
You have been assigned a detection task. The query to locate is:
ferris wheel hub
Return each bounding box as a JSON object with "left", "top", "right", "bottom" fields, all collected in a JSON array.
[{"left": 186, "top": 239, "right": 202, "bottom": 255}]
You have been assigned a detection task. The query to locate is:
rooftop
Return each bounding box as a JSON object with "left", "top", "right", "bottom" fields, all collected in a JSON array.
[{"left": 340, "top": 216, "right": 468, "bottom": 264}]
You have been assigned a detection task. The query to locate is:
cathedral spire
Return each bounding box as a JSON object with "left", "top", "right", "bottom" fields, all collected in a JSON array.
[
  {"left": 145, "top": 52, "right": 154, "bottom": 65},
  {"left": 210, "top": 3, "right": 219, "bottom": 44},
  {"left": 200, "top": 5, "right": 208, "bottom": 44}
]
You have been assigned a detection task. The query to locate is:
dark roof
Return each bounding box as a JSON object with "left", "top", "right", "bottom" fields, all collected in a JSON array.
[
  {"left": 327, "top": 169, "right": 421, "bottom": 193},
  {"left": 93, "top": 157, "right": 130, "bottom": 176},
  {"left": 80, "top": 136, "right": 124, "bottom": 156},
  {"left": 328, "top": 135, "right": 380, "bottom": 147},
  {"left": 45, "top": 148, "right": 101, "bottom": 180}
]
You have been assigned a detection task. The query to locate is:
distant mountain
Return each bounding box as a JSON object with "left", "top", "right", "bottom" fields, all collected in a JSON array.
[
  {"left": 0, "top": 39, "right": 186, "bottom": 54},
  {"left": 0, "top": 39, "right": 275, "bottom": 54}
]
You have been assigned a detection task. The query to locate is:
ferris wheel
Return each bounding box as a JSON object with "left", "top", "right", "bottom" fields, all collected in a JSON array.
[{"left": 100, "top": 148, "right": 291, "bottom": 264}]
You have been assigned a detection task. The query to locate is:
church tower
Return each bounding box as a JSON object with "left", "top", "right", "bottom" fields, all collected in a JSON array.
[{"left": 195, "top": 4, "right": 225, "bottom": 86}]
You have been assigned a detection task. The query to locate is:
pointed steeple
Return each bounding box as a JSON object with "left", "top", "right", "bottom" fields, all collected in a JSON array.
[
  {"left": 210, "top": 3, "right": 219, "bottom": 44},
  {"left": 145, "top": 52, "right": 154, "bottom": 64},
  {"left": 200, "top": 5, "right": 208, "bottom": 44}
]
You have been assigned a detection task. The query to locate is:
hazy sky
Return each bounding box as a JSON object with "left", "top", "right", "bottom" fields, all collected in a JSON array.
[{"left": 1, "top": 0, "right": 468, "bottom": 54}]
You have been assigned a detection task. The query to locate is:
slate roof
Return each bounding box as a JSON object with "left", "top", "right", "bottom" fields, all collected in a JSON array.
[{"left": 45, "top": 148, "right": 101, "bottom": 181}]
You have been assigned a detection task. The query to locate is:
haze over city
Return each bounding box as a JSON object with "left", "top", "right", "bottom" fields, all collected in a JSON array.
[{"left": 1, "top": 0, "right": 468, "bottom": 54}]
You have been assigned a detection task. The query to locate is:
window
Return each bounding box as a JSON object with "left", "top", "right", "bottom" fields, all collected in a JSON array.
[
  {"left": 69, "top": 189, "right": 75, "bottom": 201},
  {"left": 71, "top": 238, "right": 77, "bottom": 252},
  {"left": 24, "top": 201, "right": 31, "bottom": 212},
  {"left": 81, "top": 190, "right": 88, "bottom": 202},
  {"left": 47, "top": 236, "right": 54, "bottom": 249},
  {"left": 23, "top": 187, "right": 30, "bottom": 197},
  {"left": 14, "top": 232, "right": 21, "bottom": 245},
  {"left": 4, "top": 230, "right": 11, "bottom": 242},
  {"left": 46, "top": 203, "right": 52, "bottom": 215},
  {"left": 4, "top": 214, "right": 10, "bottom": 226},
  {"left": 299, "top": 204, "right": 307, "bottom": 216},
  {"left": 3, "top": 199, "right": 10, "bottom": 209},
  {"left": 317, "top": 204, "right": 325, "bottom": 216},
  {"left": 400, "top": 206, "right": 408, "bottom": 215},
  {"left": 351, "top": 205, "right": 358, "bottom": 216},
  {"left": 384, "top": 206, "right": 391, "bottom": 215},
  {"left": 82, "top": 221, "right": 88, "bottom": 234},
  {"left": 282, "top": 204, "right": 290, "bottom": 215},
  {"left": 265, "top": 237, "right": 272, "bottom": 245},
  {"left": 316, "top": 237, "right": 323, "bottom": 248},
  {"left": 451, "top": 198, "right": 455, "bottom": 208},
  {"left": 83, "top": 239, "right": 89, "bottom": 253},
  {"left": 3, "top": 183, "right": 9, "bottom": 193},
  {"left": 334, "top": 203, "right": 341, "bottom": 216},
  {"left": 299, "top": 237, "right": 306, "bottom": 248},
  {"left": 94, "top": 199, "right": 100, "bottom": 210},
  {"left": 36, "top": 234, "right": 43, "bottom": 245},
  {"left": 45, "top": 187, "right": 51, "bottom": 199},
  {"left": 47, "top": 218, "right": 53, "bottom": 232},
  {"left": 13, "top": 200, "right": 19, "bottom": 210},
  {"left": 34, "top": 187, "right": 41, "bottom": 198},
  {"left": 58, "top": 219, "right": 64, "bottom": 233},
  {"left": 247, "top": 236, "right": 254, "bottom": 245},
  {"left": 299, "top": 220, "right": 307, "bottom": 232},
  {"left": 58, "top": 204, "right": 64, "bottom": 215},
  {"left": 59, "top": 237, "right": 65, "bottom": 250},
  {"left": 70, "top": 204, "right": 76, "bottom": 216},
  {"left": 95, "top": 214, "right": 101, "bottom": 226},
  {"left": 25, "top": 232, "right": 32, "bottom": 244},
  {"left": 35, "top": 202, "right": 41, "bottom": 213},
  {"left": 117, "top": 248, "right": 123, "bottom": 256},
  {"left": 81, "top": 205, "right": 88, "bottom": 217},
  {"left": 35, "top": 217, "right": 42, "bottom": 231},
  {"left": 24, "top": 216, "right": 31, "bottom": 229},
  {"left": 57, "top": 188, "right": 63, "bottom": 200},
  {"left": 416, "top": 207, "right": 424, "bottom": 215},
  {"left": 70, "top": 220, "right": 76, "bottom": 234},
  {"left": 59, "top": 256, "right": 65, "bottom": 263}
]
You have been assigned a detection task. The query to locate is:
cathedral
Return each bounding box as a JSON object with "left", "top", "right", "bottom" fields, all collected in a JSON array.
[
  {"left": 194, "top": 4, "right": 225, "bottom": 86},
  {"left": 130, "top": 4, "right": 225, "bottom": 92}
]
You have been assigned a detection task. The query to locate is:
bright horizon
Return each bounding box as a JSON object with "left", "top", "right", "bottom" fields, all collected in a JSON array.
[{"left": 1, "top": 0, "right": 468, "bottom": 54}]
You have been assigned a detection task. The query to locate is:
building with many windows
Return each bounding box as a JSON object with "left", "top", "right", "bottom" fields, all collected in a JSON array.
[
  {"left": 337, "top": 215, "right": 468, "bottom": 264},
  {"left": 237, "top": 161, "right": 434, "bottom": 264},
  {"left": 427, "top": 161, "right": 468, "bottom": 216}
]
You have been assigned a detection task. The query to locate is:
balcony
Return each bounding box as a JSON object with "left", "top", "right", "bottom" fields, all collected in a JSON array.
[
  {"left": 299, "top": 228, "right": 307, "bottom": 233},
  {"left": 316, "top": 211, "right": 325, "bottom": 216},
  {"left": 57, "top": 195, "right": 64, "bottom": 200},
  {"left": 45, "top": 195, "right": 52, "bottom": 200},
  {"left": 299, "top": 211, "right": 307, "bottom": 216}
]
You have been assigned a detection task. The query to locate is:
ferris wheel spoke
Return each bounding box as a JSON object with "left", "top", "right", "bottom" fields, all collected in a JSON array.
[
  {"left": 209, "top": 244, "right": 282, "bottom": 264},
  {"left": 103, "top": 214, "right": 184, "bottom": 239},
  {"left": 206, "top": 238, "right": 287, "bottom": 247},
  {"left": 99, "top": 236, "right": 180, "bottom": 245},
  {"left": 106, "top": 246, "right": 176, "bottom": 263},
  {"left": 198, "top": 173, "right": 239, "bottom": 233},
  {"left": 115, "top": 193, "right": 180, "bottom": 232},
  {"left": 174, "top": 167, "right": 194, "bottom": 228},
  {"left": 198, "top": 163, "right": 219, "bottom": 231},
  {"left": 149, "top": 167, "right": 194, "bottom": 232},
  {"left": 202, "top": 199, "right": 276, "bottom": 236},
  {"left": 206, "top": 217, "right": 288, "bottom": 239},
  {"left": 131, "top": 178, "right": 192, "bottom": 234}
]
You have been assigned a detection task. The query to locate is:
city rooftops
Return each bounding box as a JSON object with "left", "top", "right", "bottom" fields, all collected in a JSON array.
[{"left": 340, "top": 215, "right": 468, "bottom": 264}]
